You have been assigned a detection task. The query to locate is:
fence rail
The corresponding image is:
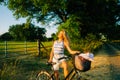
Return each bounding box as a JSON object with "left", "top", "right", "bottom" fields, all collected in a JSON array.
[
  {"left": 0, "top": 41, "right": 38, "bottom": 57},
  {"left": 0, "top": 41, "right": 52, "bottom": 58}
]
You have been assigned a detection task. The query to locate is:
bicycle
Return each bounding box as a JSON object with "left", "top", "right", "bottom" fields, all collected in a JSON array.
[{"left": 36, "top": 54, "right": 88, "bottom": 80}]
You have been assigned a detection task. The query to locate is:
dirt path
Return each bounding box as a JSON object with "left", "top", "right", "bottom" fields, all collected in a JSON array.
[{"left": 86, "top": 43, "right": 120, "bottom": 80}]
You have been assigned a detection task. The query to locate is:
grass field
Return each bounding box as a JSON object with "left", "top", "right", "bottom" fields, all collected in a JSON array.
[{"left": 0, "top": 42, "right": 120, "bottom": 80}]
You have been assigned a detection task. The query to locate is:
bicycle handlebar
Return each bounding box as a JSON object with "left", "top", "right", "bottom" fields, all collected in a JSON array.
[
  {"left": 58, "top": 56, "right": 70, "bottom": 60},
  {"left": 46, "top": 62, "right": 56, "bottom": 66},
  {"left": 47, "top": 53, "right": 80, "bottom": 66}
]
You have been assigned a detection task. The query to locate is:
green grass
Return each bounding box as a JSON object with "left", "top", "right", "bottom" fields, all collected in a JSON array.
[
  {"left": 0, "top": 41, "right": 120, "bottom": 80},
  {"left": 0, "top": 55, "right": 51, "bottom": 80},
  {"left": 1, "top": 54, "right": 120, "bottom": 80}
]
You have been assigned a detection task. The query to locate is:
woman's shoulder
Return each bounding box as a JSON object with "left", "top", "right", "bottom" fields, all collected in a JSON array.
[{"left": 53, "top": 40, "right": 58, "bottom": 43}]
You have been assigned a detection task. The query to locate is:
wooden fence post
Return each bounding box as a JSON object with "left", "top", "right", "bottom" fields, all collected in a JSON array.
[
  {"left": 38, "top": 39, "right": 41, "bottom": 56},
  {"left": 5, "top": 41, "right": 7, "bottom": 57},
  {"left": 25, "top": 41, "right": 27, "bottom": 54}
]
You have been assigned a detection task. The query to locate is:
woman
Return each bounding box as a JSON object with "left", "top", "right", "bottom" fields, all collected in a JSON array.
[{"left": 48, "top": 30, "right": 80, "bottom": 80}]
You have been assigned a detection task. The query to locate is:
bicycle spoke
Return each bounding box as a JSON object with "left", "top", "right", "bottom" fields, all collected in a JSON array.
[{"left": 38, "top": 74, "right": 49, "bottom": 79}]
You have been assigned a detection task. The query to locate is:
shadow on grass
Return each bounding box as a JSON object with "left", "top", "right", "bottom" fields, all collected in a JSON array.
[
  {"left": 0, "top": 53, "right": 50, "bottom": 80},
  {"left": 95, "top": 42, "right": 120, "bottom": 56}
]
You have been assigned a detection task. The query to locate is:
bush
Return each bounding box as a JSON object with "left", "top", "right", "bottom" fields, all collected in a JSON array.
[{"left": 71, "top": 33, "right": 103, "bottom": 52}]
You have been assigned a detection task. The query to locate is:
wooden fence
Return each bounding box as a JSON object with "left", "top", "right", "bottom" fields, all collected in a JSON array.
[{"left": 0, "top": 41, "right": 40, "bottom": 57}]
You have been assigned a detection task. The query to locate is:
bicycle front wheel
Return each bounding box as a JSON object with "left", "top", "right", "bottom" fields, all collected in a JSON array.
[{"left": 36, "top": 70, "right": 53, "bottom": 80}]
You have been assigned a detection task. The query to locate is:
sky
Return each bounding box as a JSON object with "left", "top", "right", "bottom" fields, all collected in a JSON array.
[{"left": 0, "top": 5, "right": 57, "bottom": 37}]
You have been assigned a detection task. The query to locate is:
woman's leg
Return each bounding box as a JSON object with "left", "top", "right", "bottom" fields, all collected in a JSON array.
[
  {"left": 53, "top": 57, "right": 60, "bottom": 80},
  {"left": 61, "top": 61, "right": 69, "bottom": 78},
  {"left": 54, "top": 70, "right": 59, "bottom": 80}
]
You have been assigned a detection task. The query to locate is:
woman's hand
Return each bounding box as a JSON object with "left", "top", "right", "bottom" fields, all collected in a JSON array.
[
  {"left": 75, "top": 51, "right": 81, "bottom": 55},
  {"left": 75, "top": 51, "right": 81, "bottom": 54},
  {"left": 48, "top": 59, "right": 52, "bottom": 63},
  {"left": 71, "top": 51, "right": 80, "bottom": 54}
]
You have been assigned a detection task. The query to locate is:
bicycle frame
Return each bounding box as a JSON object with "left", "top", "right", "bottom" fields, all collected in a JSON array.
[
  {"left": 49, "top": 67, "right": 81, "bottom": 80},
  {"left": 37, "top": 54, "right": 89, "bottom": 80},
  {"left": 37, "top": 62, "right": 84, "bottom": 80},
  {"left": 36, "top": 63, "right": 82, "bottom": 80},
  {"left": 64, "top": 68, "right": 81, "bottom": 80},
  {"left": 50, "top": 56, "right": 82, "bottom": 80}
]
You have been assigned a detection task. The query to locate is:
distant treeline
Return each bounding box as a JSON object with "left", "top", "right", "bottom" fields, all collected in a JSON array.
[{"left": 0, "top": 23, "right": 56, "bottom": 41}]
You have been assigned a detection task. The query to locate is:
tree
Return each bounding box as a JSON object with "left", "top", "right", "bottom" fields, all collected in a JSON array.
[
  {"left": 6, "top": 0, "right": 120, "bottom": 40},
  {"left": 0, "top": 0, "right": 3, "bottom": 3},
  {"left": 0, "top": 32, "right": 13, "bottom": 41},
  {"left": 0, "top": 0, "right": 7, "bottom": 5},
  {"left": 51, "top": 33, "right": 57, "bottom": 40},
  {"left": 9, "top": 23, "right": 46, "bottom": 41},
  {"left": 0, "top": 0, "right": 4, "bottom": 4}
]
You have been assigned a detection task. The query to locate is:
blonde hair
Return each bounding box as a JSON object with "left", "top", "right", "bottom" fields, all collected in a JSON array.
[{"left": 61, "top": 30, "right": 70, "bottom": 46}]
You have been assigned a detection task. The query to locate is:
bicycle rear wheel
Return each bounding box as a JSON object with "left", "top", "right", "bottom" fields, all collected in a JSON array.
[{"left": 36, "top": 70, "right": 53, "bottom": 80}]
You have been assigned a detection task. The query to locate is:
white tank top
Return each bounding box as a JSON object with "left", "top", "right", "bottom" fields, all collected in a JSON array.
[{"left": 53, "top": 41, "right": 64, "bottom": 54}]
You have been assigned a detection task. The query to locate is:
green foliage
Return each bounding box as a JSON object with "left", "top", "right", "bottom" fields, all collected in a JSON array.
[
  {"left": 0, "top": 0, "right": 3, "bottom": 4},
  {"left": 71, "top": 33, "right": 103, "bottom": 52},
  {"left": 58, "top": 15, "right": 81, "bottom": 42},
  {"left": 8, "top": 23, "right": 46, "bottom": 41},
  {"left": 0, "top": 32, "right": 13, "bottom": 41},
  {"left": 5, "top": 0, "right": 120, "bottom": 41},
  {"left": 0, "top": 0, "right": 7, "bottom": 5},
  {"left": 51, "top": 33, "right": 57, "bottom": 40}
]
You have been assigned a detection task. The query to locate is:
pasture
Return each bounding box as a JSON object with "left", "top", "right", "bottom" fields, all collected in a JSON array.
[{"left": 0, "top": 41, "right": 120, "bottom": 80}]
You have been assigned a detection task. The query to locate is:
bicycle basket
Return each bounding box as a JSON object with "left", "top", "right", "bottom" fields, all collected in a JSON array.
[{"left": 74, "top": 55, "right": 91, "bottom": 71}]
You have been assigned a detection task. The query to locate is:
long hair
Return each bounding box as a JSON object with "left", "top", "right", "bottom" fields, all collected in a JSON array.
[{"left": 62, "top": 30, "right": 70, "bottom": 46}]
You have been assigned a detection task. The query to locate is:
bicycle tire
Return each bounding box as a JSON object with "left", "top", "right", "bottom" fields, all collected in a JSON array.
[{"left": 36, "top": 70, "right": 53, "bottom": 80}]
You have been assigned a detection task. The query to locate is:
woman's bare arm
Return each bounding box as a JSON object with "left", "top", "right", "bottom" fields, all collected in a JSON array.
[
  {"left": 48, "top": 46, "right": 54, "bottom": 62},
  {"left": 64, "top": 42, "right": 80, "bottom": 54}
]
